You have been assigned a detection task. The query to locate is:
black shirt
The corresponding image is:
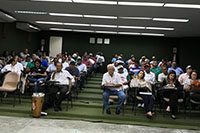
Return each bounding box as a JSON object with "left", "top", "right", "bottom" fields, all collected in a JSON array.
[{"left": 30, "top": 67, "right": 45, "bottom": 79}]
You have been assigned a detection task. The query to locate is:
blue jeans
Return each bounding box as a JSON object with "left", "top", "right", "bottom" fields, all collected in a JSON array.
[
  {"left": 103, "top": 89, "right": 126, "bottom": 110},
  {"left": 28, "top": 77, "right": 45, "bottom": 92},
  {"left": 140, "top": 95, "right": 154, "bottom": 112}
]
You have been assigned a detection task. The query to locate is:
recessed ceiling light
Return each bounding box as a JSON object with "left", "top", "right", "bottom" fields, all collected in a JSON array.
[
  {"left": 31, "top": 0, "right": 72, "bottom": 2},
  {"left": 91, "top": 24, "right": 117, "bottom": 28},
  {"left": 95, "top": 31, "right": 117, "bottom": 34},
  {"left": 72, "top": 0, "right": 117, "bottom": 5},
  {"left": 118, "top": 32, "right": 140, "bottom": 35},
  {"left": 35, "top": 21, "right": 63, "bottom": 25},
  {"left": 84, "top": 15, "right": 117, "bottom": 19},
  {"left": 15, "top": 10, "right": 47, "bottom": 14},
  {"left": 146, "top": 27, "right": 174, "bottom": 31},
  {"left": 118, "top": 26, "right": 145, "bottom": 29},
  {"left": 141, "top": 33, "right": 165, "bottom": 36},
  {"left": 118, "top": 2, "right": 164, "bottom": 7},
  {"left": 64, "top": 23, "right": 90, "bottom": 26},
  {"left": 119, "top": 17, "right": 152, "bottom": 20},
  {"left": 49, "top": 13, "right": 83, "bottom": 17},
  {"left": 164, "top": 3, "right": 200, "bottom": 9},
  {"left": 73, "top": 29, "right": 94, "bottom": 33},
  {"left": 50, "top": 28, "right": 72, "bottom": 31},
  {"left": 153, "top": 18, "right": 189, "bottom": 22}
]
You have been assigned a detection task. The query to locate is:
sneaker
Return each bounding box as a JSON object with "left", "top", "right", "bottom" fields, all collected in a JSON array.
[
  {"left": 106, "top": 108, "right": 111, "bottom": 115},
  {"left": 137, "top": 103, "right": 141, "bottom": 108},
  {"left": 141, "top": 103, "right": 144, "bottom": 108},
  {"left": 115, "top": 108, "right": 120, "bottom": 115},
  {"left": 40, "top": 112, "right": 48, "bottom": 116}
]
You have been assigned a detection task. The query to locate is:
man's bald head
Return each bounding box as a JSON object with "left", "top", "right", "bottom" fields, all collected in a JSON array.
[{"left": 107, "top": 64, "right": 114, "bottom": 76}]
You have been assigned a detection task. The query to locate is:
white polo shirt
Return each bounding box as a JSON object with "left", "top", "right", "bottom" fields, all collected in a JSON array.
[
  {"left": 1, "top": 64, "right": 22, "bottom": 75},
  {"left": 51, "top": 70, "right": 75, "bottom": 85},
  {"left": 158, "top": 73, "right": 168, "bottom": 83},
  {"left": 102, "top": 72, "right": 122, "bottom": 91},
  {"left": 144, "top": 71, "right": 156, "bottom": 85}
]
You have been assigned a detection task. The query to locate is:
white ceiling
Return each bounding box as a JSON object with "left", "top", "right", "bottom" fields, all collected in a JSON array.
[{"left": 1, "top": 0, "right": 200, "bottom": 37}]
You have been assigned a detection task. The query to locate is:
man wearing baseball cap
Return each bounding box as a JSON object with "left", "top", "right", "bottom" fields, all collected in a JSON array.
[{"left": 178, "top": 65, "right": 192, "bottom": 85}]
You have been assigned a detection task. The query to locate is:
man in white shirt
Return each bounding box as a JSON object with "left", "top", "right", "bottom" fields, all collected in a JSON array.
[
  {"left": 43, "top": 62, "right": 75, "bottom": 112},
  {"left": 1, "top": 58, "right": 22, "bottom": 75},
  {"left": 178, "top": 65, "right": 192, "bottom": 85},
  {"left": 144, "top": 63, "right": 156, "bottom": 85},
  {"left": 158, "top": 65, "right": 168, "bottom": 83},
  {"left": 102, "top": 64, "right": 126, "bottom": 115}
]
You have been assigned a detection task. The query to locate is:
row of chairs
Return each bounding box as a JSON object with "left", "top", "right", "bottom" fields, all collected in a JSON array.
[{"left": 101, "top": 85, "right": 200, "bottom": 117}]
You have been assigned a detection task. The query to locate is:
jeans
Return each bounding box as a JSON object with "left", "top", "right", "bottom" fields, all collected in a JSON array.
[
  {"left": 103, "top": 89, "right": 126, "bottom": 110},
  {"left": 28, "top": 77, "right": 45, "bottom": 92},
  {"left": 140, "top": 95, "right": 154, "bottom": 113}
]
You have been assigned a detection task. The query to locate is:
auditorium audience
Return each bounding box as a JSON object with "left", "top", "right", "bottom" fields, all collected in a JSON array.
[{"left": 1, "top": 49, "right": 200, "bottom": 118}]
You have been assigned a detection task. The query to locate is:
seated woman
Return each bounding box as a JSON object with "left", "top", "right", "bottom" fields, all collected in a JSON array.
[
  {"left": 130, "top": 70, "right": 154, "bottom": 118},
  {"left": 161, "top": 70, "right": 183, "bottom": 119},
  {"left": 27, "top": 59, "right": 47, "bottom": 92},
  {"left": 184, "top": 70, "right": 200, "bottom": 102}
]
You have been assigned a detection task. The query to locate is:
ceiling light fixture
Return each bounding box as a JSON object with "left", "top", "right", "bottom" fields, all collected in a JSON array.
[
  {"left": 153, "top": 18, "right": 189, "bottom": 22},
  {"left": 146, "top": 27, "right": 174, "bottom": 31},
  {"left": 164, "top": 3, "right": 200, "bottom": 9},
  {"left": 49, "top": 28, "right": 72, "bottom": 31},
  {"left": 118, "top": 2, "right": 164, "bottom": 7},
  {"left": 141, "top": 33, "right": 165, "bottom": 36},
  {"left": 35, "top": 21, "right": 63, "bottom": 25},
  {"left": 49, "top": 13, "right": 83, "bottom": 17},
  {"left": 118, "top": 25, "right": 145, "bottom": 29},
  {"left": 72, "top": 0, "right": 117, "bottom": 5},
  {"left": 91, "top": 24, "right": 117, "bottom": 28},
  {"left": 84, "top": 15, "right": 117, "bottom": 19},
  {"left": 15, "top": 10, "right": 47, "bottom": 14},
  {"left": 31, "top": 0, "right": 72, "bottom": 2}
]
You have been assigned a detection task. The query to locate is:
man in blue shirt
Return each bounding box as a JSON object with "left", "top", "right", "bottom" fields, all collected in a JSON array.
[{"left": 168, "top": 61, "right": 184, "bottom": 76}]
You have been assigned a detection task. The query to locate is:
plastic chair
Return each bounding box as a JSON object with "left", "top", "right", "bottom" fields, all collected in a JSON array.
[{"left": 0, "top": 72, "right": 21, "bottom": 107}]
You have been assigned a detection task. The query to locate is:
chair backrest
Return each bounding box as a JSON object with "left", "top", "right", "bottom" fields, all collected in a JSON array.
[{"left": 2, "top": 72, "right": 20, "bottom": 89}]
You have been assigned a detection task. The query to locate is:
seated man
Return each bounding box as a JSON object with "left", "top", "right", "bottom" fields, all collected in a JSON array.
[
  {"left": 144, "top": 63, "right": 156, "bottom": 85},
  {"left": 168, "top": 61, "right": 184, "bottom": 77},
  {"left": 27, "top": 59, "right": 47, "bottom": 92},
  {"left": 76, "top": 58, "right": 87, "bottom": 90},
  {"left": 102, "top": 64, "right": 126, "bottom": 115},
  {"left": 42, "top": 62, "right": 75, "bottom": 112}
]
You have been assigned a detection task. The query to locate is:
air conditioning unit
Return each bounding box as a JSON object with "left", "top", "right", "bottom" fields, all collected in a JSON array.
[
  {"left": 16, "top": 22, "right": 40, "bottom": 32},
  {"left": 0, "top": 11, "right": 16, "bottom": 22}
]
